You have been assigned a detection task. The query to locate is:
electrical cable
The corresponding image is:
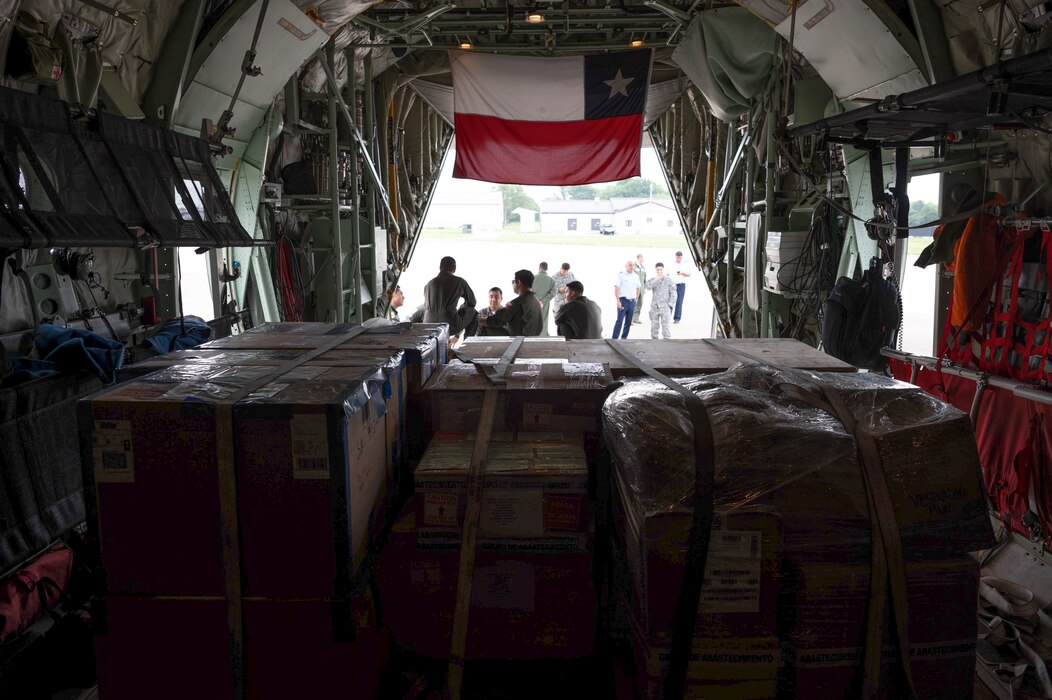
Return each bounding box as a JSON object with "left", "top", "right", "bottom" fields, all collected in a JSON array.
[
  {"left": 85, "top": 277, "right": 118, "bottom": 341},
  {"left": 778, "top": 140, "right": 999, "bottom": 232}
]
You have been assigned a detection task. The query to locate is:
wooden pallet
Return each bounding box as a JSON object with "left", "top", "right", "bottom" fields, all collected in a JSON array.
[{"left": 457, "top": 337, "right": 854, "bottom": 376}]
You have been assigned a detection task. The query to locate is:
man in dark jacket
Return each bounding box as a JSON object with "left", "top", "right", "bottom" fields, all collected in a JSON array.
[
  {"left": 486, "top": 269, "right": 543, "bottom": 336},
  {"left": 477, "top": 287, "right": 509, "bottom": 336},
  {"left": 422, "top": 256, "right": 478, "bottom": 339},
  {"left": 555, "top": 281, "right": 603, "bottom": 340}
]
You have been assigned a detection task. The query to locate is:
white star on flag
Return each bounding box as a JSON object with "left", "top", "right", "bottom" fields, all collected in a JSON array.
[{"left": 604, "top": 69, "right": 634, "bottom": 99}]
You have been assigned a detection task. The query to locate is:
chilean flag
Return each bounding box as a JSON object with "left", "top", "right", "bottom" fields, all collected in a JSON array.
[{"left": 451, "top": 49, "right": 652, "bottom": 185}]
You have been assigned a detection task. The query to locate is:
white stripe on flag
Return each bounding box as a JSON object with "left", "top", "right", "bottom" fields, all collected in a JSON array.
[{"left": 451, "top": 52, "right": 585, "bottom": 122}]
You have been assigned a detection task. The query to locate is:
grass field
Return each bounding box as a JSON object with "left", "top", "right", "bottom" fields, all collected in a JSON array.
[{"left": 907, "top": 236, "right": 934, "bottom": 256}]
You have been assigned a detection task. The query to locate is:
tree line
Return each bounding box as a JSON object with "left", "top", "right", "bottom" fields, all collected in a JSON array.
[{"left": 496, "top": 178, "right": 671, "bottom": 223}]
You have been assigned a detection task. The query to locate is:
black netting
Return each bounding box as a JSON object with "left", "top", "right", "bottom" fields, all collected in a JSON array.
[{"left": 0, "top": 85, "right": 254, "bottom": 249}]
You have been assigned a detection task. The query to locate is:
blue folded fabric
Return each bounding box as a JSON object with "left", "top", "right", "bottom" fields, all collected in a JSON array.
[
  {"left": 34, "top": 323, "right": 126, "bottom": 384},
  {"left": 7, "top": 357, "right": 61, "bottom": 384},
  {"left": 143, "top": 316, "right": 212, "bottom": 355}
]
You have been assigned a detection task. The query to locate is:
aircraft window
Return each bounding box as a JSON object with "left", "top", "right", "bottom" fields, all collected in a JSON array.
[
  {"left": 176, "top": 179, "right": 206, "bottom": 223},
  {"left": 1, "top": 166, "right": 28, "bottom": 210}
]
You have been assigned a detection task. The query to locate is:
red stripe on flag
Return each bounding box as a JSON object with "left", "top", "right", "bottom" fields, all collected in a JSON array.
[{"left": 453, "top": 113, "right": 643, "bottom": 185}]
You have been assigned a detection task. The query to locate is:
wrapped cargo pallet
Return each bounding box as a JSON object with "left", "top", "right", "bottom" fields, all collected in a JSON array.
[
  {"left": 379, "top": 433, "right": 596, "bottom": 660},
  {"left": 603, "top": 363, "right": 993, "bottom": 699},
  {"left": 191, "top": 319, "right": 447, "bottom": 465},
  {"left": 81, "top": 331, "right": 406, "bottom": 700},
  {"left": 423, "top": 360, "right": 612, "bottom": 437}
]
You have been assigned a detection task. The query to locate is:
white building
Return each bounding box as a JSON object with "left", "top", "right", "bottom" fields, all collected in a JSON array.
[
  {"left": 423, "top": 188, "right": 504, "bottom": 232},
  {"left": 539, "top": 198, "right": 681, "bottom": 236},
  {"left": 512, "top": 207, "right": 539, "bottom": 232}
]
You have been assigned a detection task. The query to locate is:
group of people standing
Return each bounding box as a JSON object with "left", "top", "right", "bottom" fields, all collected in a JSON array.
[
  {"left": 390, "top": 257, "right": 603, "bottom": 341},
  {"left": 613, "top": 251, "right": 691, "bottom": 340},
  {"left": 390, "top": 251, "right": 691, "bottom": 343}
]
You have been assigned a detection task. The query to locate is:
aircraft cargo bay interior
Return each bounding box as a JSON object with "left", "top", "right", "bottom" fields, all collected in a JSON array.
[{"left": 2, "top": 0, "right": 1052, "bottom": 698}]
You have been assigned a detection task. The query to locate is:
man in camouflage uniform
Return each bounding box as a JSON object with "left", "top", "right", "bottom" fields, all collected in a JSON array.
[
  {"left": 645, "top": 262, "right": 677, "bottom": 340},
  {"left": 551, "top": 263, "right": 575, "bottom": 319}
]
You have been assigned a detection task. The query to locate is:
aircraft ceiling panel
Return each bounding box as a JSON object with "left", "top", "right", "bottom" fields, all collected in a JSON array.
[
  {"left": 175, "top": 82, "right": 263, "bottom": 166},
  {"left": 775, "top": 0, "right": 929, "bottom": 102},
  {"left": 176, "top": 0, "right": 327, "bottom": 162}
]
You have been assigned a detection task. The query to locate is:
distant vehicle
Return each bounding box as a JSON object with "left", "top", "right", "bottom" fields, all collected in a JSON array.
[{"left": 600, "top": 224, "right": 615, "bottom": 235}]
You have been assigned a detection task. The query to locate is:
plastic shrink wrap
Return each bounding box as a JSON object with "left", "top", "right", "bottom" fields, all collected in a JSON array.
[{"left": 603, "top": 363, "right": 993, "bottom": 699}]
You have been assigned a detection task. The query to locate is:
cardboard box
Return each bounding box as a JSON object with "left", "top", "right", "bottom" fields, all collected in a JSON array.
[
  {"left": 786, "top": 556, "right": 979, "bottom": 699},
  {"left": 95, "top": 593, "right": 384, "bottom": 700},
  {"left": 413, "top": 434, "right": 590, "bottom": 536},
  {"left": 612, "top": 469, "right": 782, "bottom": 643},
  {"left": 605, "top": 366, "right": 994, "bottom": 563},
  {"left": 121, "top": 346, "right": 410, "bottom": 499},
  {"left": 626, "top": 625, "right": 782, "bottom": 700},
  {"left": 116, "top": 348, "right": 305, "bottom": 381},
  {"left": 95, "top": 596, "right": 234, "bottom": 700},
  {"left": 378, "top": 510, "right": 595, "bottom": 660},
  {"left": 424, "top": 361, "right": 613, "bottom": 435},
  {"left": 232, "top": 365, "right": 391, "bottom": 597},
  {"left": 458, "top": 336, "right": 570, "bottom": 364},
  {"left": 332, "top": 334, "right": 440, "bottom": 390},
  {"left": 243, "top": 595, "right": 386, "bottom": 700},
  {"left": 192, "top": 322, "right": 448, "bottom": 391},
  {"left": 80, "top": 361, "right": 391, "bottom": 598},
  {"left": 197, "top": 332, "right": 340, "bottom": 350}
]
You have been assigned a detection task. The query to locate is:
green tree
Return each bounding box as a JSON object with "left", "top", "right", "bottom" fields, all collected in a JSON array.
[
  {"left": 599, "top": 177, "right": 669, "bottom": 199},
  {"left": 909, "top": 199, "right": 939, "bottom": 227},
  {"left": 495, "top": 184, "right": 538, "bottom": 223},
  {"left": 560, "top": 184, "right": 600, "bottom": 200}
]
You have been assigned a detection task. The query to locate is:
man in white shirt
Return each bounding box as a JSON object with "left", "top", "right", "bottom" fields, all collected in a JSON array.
[
  {"left": 612, "top": 259, "right": 641, "bottom": 339},
  {"left": 671, "top": 250, "right": 692, "bottom": 324}
]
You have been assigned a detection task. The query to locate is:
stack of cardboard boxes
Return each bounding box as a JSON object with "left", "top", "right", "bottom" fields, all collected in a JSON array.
[
  {"left": 378, "top": 360, "right": 613, "bottom": 660},
  {"left": 82, "top": 322, "right": 446, "bottom": 700},
  {"left": 604, "top": 365, "right": 993, "bottom": 699}
]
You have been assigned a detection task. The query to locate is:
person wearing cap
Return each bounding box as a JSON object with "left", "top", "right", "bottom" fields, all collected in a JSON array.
[
  {"left": 485, "top": 269, "right": 543, "bottom": 336},
  {"left": 671, "top": 250, "right": 691, "bottom": 324}
]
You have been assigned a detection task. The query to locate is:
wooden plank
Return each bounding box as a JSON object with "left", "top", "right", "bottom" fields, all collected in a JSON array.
[
  {"left": 567, "top": 338, "right": 854, "bottom": 376},
  {"left": 447, "top": 388, "right": 500, "bottom": 699},
  {"left": 456, "top": 337, "right": 569, "bottom": 361}
]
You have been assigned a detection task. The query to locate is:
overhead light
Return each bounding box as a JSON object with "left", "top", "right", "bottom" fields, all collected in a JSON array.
[
  {"left": 458, "top": 38, "right": 473, "bottom": 49},
  {"left": 526, "top": 12, "right": 545, "bottom": 23},
  {"left": 630, "top": 39, "right": 644, "bottom": 47}
]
